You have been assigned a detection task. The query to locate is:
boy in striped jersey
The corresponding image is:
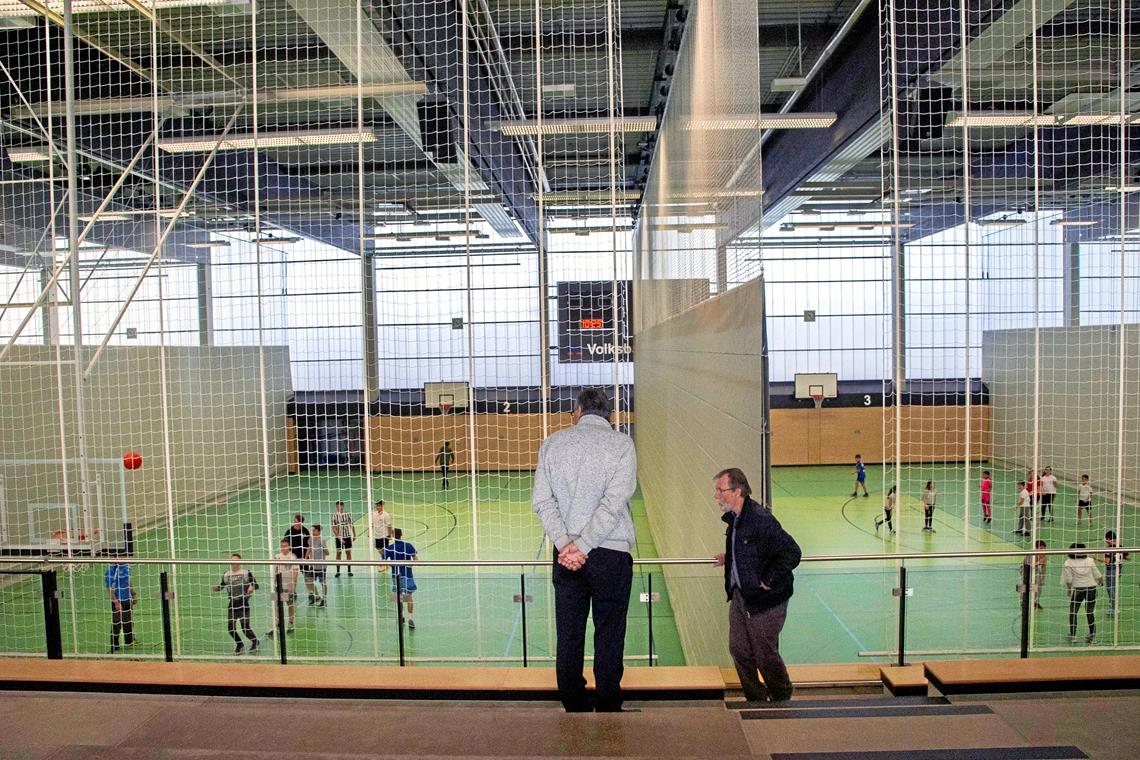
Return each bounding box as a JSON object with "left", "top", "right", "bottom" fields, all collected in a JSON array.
[
  {"left": 331, "top": 500, "right": 356, "bottom": 577},
  {"left": 213, "top": 554, "right": 259, "bottom": 654}
]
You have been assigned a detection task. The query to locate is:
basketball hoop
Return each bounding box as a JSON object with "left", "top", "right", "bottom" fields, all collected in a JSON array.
[
  {"left": 811, "top": 392, "right": 823, "bottom": 409},
  {"left": 439, "top": 402, "right": 452, "bottom": 415}
]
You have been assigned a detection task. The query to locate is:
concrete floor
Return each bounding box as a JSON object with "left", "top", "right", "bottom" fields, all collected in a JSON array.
[{"left": 2, "top": 689, "right": 1139, "bottom": 759}]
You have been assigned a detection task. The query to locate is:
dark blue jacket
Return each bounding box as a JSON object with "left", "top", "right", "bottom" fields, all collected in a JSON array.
[{"left": 723, "top": 497, "right": 801, "bottom": 612}]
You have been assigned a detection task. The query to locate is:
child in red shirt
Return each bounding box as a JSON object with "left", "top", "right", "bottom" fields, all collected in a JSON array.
[{"left": 980, "top": 471, "right": 993, "bottom": 524}]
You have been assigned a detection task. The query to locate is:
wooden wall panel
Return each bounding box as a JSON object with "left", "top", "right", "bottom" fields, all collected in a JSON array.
[
  {"left": 366, "top": 413, "right": 631, "bottom": 472},
  {"left": 361, "top": 407, "right": 988, "bottom": 471},
  {"left": 771, "top": 405, "right": 991, "bottom": 465}
]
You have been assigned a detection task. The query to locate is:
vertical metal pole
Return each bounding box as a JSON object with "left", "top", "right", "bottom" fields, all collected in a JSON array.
[
  {"left": 395, "top": 578, "right": 406, "bottom": 666},
  {"left": 41, "top": 570, "right": 62, "bottom": 660},
  {"left": 647, "top": 572, "right": 654, "bottom": 667},
  {"left": 274, "top": 572, "right": 287, "bottom": 664},
  {"left": 520, "top": 573, "right": 529, "bottom": 667},
  {"left": 896, "top": 566, "right": 906, "bottom": 667},
  {"left": 1019, "top": 561, "right": 1031, "bottom": 659},
  {"left": 159, "top": 571, "right": 174, "bottom": 662}
]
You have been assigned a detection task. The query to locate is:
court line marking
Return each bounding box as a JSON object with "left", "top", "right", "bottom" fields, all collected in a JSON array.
[{"left": 812, "top": 589, "right": 868, "bottom": 652}]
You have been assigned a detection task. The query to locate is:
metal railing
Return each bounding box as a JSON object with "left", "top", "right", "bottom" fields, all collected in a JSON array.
[{"left": 1, "top": 546, "right": 1135, "bottom": 667}]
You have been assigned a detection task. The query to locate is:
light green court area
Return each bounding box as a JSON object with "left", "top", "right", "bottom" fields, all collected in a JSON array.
[
  {"left": 0, "top": 471, "right": 684, "bottom": 667},
  {"left": 1, "top": 464, "right": 1134, "bottom": 665},
  {"left": 778, "top": 463, "right": 1139, "bottom": 662}
]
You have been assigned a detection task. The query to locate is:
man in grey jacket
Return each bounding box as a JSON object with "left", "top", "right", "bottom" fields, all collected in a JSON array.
[{"left": 532, "top": 388, "right": 637, "bottom": 712}]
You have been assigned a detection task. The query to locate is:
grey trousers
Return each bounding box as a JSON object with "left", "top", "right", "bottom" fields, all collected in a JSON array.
[{"left": 729, "top": 591, "right": 793, "bottom": 702}]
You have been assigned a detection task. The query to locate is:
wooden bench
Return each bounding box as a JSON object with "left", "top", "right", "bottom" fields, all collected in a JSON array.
[
  {"left": 879, "top": 664, "right": 927, "bottom": 696},
  {"left": 925, "top": 655, "right": 1140, "bottom": 695},
  {"left": 0, "top": 659, "right": 724, "bottom": 701}
]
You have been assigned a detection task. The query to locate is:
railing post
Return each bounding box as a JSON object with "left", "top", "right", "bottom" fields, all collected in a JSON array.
[
  {"left": 1020, "top": 561, "right": 1032, "bottom": 658},
  {"left": 896, "top": 566, "right": 907, "bottom": 667},
  {"left": 647, "top": 573, "right": 654, "bottom": 667},
  {"left": 394, "top": 575, "right": 406, "bottom": 666},
  {"left": 159, "top": 571, "right": 174, "bottom": 662},
  {"left": 275, "top": 573, "right": 288, "bottom": 665},
  {"left": 40, "top": 569, "right": 62, "bottom": 660},
  {"left": 519, "top": 573, "right": 529, "bottom": 667}
]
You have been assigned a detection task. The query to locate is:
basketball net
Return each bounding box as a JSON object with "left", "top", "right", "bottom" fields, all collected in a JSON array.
[
  {"left": 439, "top": 402, "right": 452, "bottom": 415},
  {"left": 811, "top": 392, "right": 823, "bottom": 410}
]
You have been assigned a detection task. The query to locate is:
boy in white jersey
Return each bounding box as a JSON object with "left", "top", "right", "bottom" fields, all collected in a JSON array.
[
  {"left": 1076, "top": 474, "right": 1092, "bottom": 526},
  {"left": 212, "top": 553, "right": 260, "bottom": 654},
  {"left": 266, "top": 539, "right": 298, "bottom": 637},
  {"left": 1039, "top": 466, "right": 1058, "bottom": 523},
  {"left": 371, "top": 500, "right": 393, "bottom": 554},
  {"left": 1014, "top": 480, "right": 1032, "bottom": 536},
  {"left": 331, "top": 500, "right": 356, "bottom": 578},
  {"left": 305, "top": 525, "right": 329, "bottom": 606}
]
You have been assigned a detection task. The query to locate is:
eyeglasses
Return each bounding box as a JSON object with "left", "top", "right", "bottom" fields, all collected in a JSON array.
[{"left": 714, "top": 486, "right": 735, "bottom": 494}]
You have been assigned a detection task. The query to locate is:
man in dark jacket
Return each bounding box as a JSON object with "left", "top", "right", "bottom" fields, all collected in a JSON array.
[{"left": 714, "top": 467, "right": 801, "bottom": 703}]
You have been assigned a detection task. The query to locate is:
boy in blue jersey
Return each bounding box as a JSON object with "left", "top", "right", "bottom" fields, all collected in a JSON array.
[
  {"left": 851, "top": 454, "right": 869, "bottom": 498},
  {"left": 104, "top": 554, "right": 138, "bottom": 653},
  {"left": 381, "top": 528, "right": 418, "bottom": 628}
]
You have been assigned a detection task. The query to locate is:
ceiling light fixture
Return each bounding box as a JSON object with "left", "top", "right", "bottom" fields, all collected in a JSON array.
[
  {"left": 683, "top": 113, "right": 837, "bottom": 130},
  {"left": 78, "top": 213, "right": 133, "bottom": 222},
  {"left": 7, "top": 146, "right": 51, "bottom": 163},
  {"left": 158, "top": 128, "right": 376, "bottom": 153},
  {"left": 788, "top": 221, "right": 913, "bottom": 230},
  {"left": 1061, "top": 114, "right": 1128, "bottom": 126},
  {"left": 253, "top": 236, "right": 302, "bottom": 245},
  {"left": 1106, "top": 185, "right": 1140, "bottom": 193},
  {"left": 945, "top": 112, "right": 1057, "bottom": 128},
  {"left": 975, "top": 217, "right": 1027, "bottom": 228},
  {"left": 1050, "top": 219, "right": 1096, "bottom": 227},
  {"left": 185, "top": 240, "right": 232, "bottom": 249},
  {"left": 771, "top": 77, "right": 809, "bottom": 92},
  {"left": 0, "top": 0, "right": 227, "bottom": 15},
  {"left": 497, "top": 116, "right": 657, "bottom": 136}
]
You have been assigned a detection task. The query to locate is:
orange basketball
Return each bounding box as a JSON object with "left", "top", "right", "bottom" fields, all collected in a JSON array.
[{"left": 123, "top": 451, "right": 143, "bottom": 470}]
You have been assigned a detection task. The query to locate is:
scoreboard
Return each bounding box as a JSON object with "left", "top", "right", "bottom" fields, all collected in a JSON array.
[{"left": 556, "top": 281, "right": 632, "bottom": 363}]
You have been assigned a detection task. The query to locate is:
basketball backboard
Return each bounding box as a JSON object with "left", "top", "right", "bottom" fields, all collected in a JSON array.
[
  {"left": 424, "top": 381, "right": 471, "bottom": 410},
  {"left": 794, "top": 373, "right": 838, "bottom": 401}
]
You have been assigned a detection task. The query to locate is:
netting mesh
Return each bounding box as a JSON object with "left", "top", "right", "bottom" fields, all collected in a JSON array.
[
  {"left": 1, "top": 0, "right": 1138, "bottom": 666},
  {"left": 0, "top": 0, "right": 635, "bottom": 661}
]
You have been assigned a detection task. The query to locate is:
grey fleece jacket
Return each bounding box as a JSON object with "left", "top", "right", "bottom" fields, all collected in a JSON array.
[{"left": 531, "top": 414, "right": 637, "bottom": 555}]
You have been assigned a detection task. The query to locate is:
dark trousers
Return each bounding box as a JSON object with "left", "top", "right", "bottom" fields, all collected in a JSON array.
[
  {"left": 1069, "top": 587, "right": 1097, "bottom": 637},
  {"left": 729, "top": 591, "right": 793, "bottom": 702},
  {"left": 110, "top": 598, "right": 134, "bottom": 650},
  {"left": 553, "top": 547, "right": 633, "bottom": 711},
  {"left": 228, "top": 606, "right": 257, "bottom": 643},
  {"left": 440, "top": 465, "right": 450, "bottom": 489}
]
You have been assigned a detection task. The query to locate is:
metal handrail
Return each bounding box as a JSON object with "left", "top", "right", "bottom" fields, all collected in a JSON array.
[{"left": 0, "top": 546, "right": 1134, "bottom": 568}]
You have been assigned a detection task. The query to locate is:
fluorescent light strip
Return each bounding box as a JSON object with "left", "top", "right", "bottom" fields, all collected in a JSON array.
[
  {"left": 7, "top": 147, "right": 51, "bottom": 162},
  {"left": 975, "top": 218, "right": 1027, "bottom": 228},
  {"left": 789, "top": 221, "right": 913, "bottom": 230},
  {"left": 185, "top": 240, "right": 231, "bottom": 249},
  {"left": 498, "top": 117, "right": 657, "bottom": 136},
  {"left": 158, "top": 129, "right": 376, "bottom": 153},
  {"left": 1106, "top": 185, "right": 1140, "bottom": 193},
  {"left": 1061, "top": 113, "right": 1128, "bottom": 126},
  {"left": 78, "top": 213, "right": 133, "bottom": 222},
  {"left": 1051, "top": 219, "right": 1096, "bottom": 227},
  {"left": 365, "top": 230, "right": 489, "bottom": 241},
  {"left": 945, "top": 112, "right": 1057, "bottom": 127},
  {"left": 0, "top": 0, "right": 227, "bottom": 15},
  {"left": 683, "top": 113, "right": 837, "bottom": 130},
  {"left": 253, "top": 236, "right": 301, "bottom": 245}
]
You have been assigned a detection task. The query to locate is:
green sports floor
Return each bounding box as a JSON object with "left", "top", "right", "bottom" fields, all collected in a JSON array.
[{"left": 0, "top": 464, "right": 1135, "bottom": 664}]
